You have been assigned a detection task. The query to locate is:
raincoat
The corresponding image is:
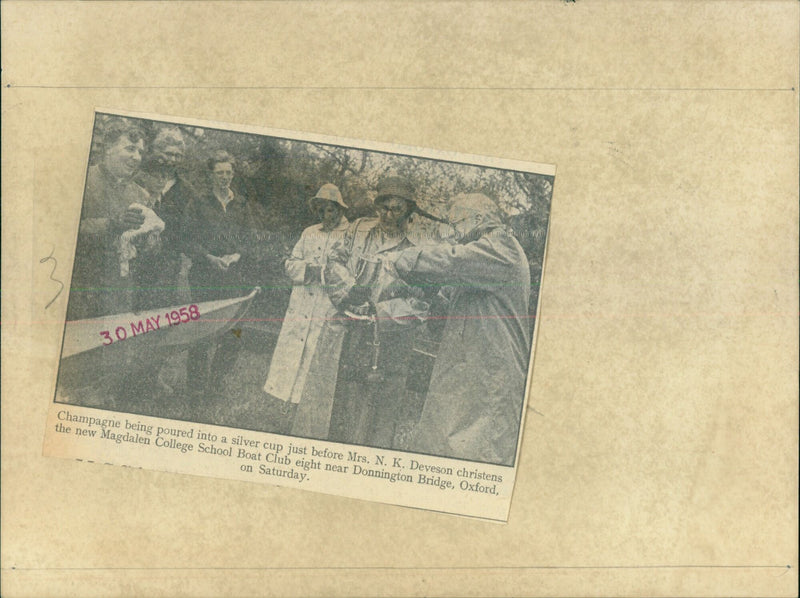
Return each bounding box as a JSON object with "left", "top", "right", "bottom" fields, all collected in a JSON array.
[
  {"left": 264, "top": 217, "right": 349, "bottom": 404},
  {"left": 289, "top": 217, "right": 425, "bottom": 444},
  {"left": 393, "top": 225, "right": 531, "bottom": 466}
]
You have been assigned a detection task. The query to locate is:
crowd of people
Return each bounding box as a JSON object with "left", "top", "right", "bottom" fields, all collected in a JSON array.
[{"left": 66, "top": 119, "right": 534, "bottom": 466}]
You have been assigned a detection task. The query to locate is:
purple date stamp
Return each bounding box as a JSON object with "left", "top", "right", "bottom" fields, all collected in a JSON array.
[{"left": 99, "top": 304, "right": 201, "bottom": 346}]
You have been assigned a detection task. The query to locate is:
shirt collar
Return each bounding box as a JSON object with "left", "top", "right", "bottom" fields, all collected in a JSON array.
[
  {"left": 214, "top": 188, "right": 235, "bottom": 211},
  {"left": 160, "top": 178, "right": 177, "bottom": 197},
  {"left": 321, "top": 215, "right": 348, "bottom": 233}
]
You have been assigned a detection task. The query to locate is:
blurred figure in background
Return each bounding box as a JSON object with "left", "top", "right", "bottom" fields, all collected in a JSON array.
[
  {"left": 390, "top": 192, "right": 531, "bottom": 466},
  {"left": 134, "top": 127, "right": 197, "bottom": 310},
  {"left": 264, "top": 184, "right": 350, "bottom": 434}
]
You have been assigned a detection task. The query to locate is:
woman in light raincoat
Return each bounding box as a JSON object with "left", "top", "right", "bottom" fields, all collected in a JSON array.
[{"left": 264, "top": 184, "right": 349, "bottom": 430}]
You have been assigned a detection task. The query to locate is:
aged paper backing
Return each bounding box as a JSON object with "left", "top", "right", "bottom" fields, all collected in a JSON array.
[
  {"left": 2, "top": 1, "right": 798, "bottom": 597},
  {"left": 40, "top": 109, "right": 554, "bottom": 522}
]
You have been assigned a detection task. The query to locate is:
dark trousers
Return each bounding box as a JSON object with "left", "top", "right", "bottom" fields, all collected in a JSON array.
[
  {"left": 328, "top": 322, "right": 414, "bottom": 449},
  {"left": 186, "top": 268, "right": 244, "bottom": 401},
  {"left": 186, "top": 330, "right": 242, "bottom": 400}
]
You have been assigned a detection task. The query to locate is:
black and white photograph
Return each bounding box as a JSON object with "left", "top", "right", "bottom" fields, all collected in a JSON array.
[{"left": 48, "top": 110, "right": 554, "bottom": 517}]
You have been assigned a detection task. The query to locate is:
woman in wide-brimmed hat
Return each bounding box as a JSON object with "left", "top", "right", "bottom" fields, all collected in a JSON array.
[{"left": 264, "top": 184, "right": 350, "bottom": 424}]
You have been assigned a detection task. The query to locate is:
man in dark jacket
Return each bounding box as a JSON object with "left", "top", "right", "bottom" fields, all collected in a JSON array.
[
  {"left": 134, "top": 127, "right": 197, "bottom": 310},
  {"left": 181, "top": 150, "right": 266, "bottom": 400}
]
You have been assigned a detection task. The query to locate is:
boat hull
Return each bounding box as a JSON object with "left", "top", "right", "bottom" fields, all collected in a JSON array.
[{"left": 57, "top": 289, "right": 260, "bottom": 391}]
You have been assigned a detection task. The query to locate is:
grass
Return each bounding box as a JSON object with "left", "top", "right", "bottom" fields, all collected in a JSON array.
[{"left": 55, "top": 327, "right": 423, "bottom": 451}]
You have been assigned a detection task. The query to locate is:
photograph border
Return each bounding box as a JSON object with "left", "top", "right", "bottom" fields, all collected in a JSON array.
[{"left": 44, "top": 107, "right": 557, "bottom": 519}]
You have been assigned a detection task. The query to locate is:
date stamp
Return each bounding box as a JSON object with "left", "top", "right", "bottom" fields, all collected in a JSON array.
[{"left": 99, "top": 304, "right": 201, "bottom": 346}]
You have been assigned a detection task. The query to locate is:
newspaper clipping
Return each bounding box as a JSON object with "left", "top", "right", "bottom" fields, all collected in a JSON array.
[{"left": 42, "top": 110, "right": 555, "bottom": 521}]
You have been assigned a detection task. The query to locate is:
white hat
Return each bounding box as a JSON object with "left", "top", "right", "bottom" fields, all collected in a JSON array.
[{"left": 312, "top": 183, "right": 347, "bottom": 209}]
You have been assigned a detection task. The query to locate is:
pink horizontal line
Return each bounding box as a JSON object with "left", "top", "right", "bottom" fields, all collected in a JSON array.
[
  {"left": 58, "top": 314, "right": 534, "bottom": 325},
  {"left": 4, "top": 311, "right": 797, "bottom": 326}
]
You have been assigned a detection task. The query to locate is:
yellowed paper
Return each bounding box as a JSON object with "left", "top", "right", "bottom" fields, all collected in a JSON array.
[
  {"left": 2, "top": 1, "right": 798, "bottom": 597},
  {"left": 40, "top": 108, "right": 555, "bottom": 522}
]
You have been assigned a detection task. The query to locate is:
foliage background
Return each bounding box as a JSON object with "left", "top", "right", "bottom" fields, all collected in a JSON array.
[{"left": 92, "top": 114, "right": 554, "bottom": 323}]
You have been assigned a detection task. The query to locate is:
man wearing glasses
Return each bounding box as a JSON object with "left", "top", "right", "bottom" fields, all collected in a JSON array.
[{"left": 321, "top": 176, "right": 430, "bottom": 448}]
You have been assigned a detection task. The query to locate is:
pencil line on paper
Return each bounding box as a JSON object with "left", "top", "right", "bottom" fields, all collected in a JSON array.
[
  {"left": 1, "top": 0, "right": 793, "bottom": 4},
  {"left": 4, "top": 84, "right": 797, "bottom": 92},
  {"left": 4, "top": 565, "right": 792, "bottom": 571}
]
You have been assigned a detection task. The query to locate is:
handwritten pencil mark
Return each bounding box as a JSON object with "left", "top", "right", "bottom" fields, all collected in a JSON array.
[{"left": 39, "top": 246, "right": 64, "bottom": 310}]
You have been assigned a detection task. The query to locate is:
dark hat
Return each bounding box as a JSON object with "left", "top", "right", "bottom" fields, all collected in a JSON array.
[{"left": 375, "top": 176, "right": 415, "bottom": 204}]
